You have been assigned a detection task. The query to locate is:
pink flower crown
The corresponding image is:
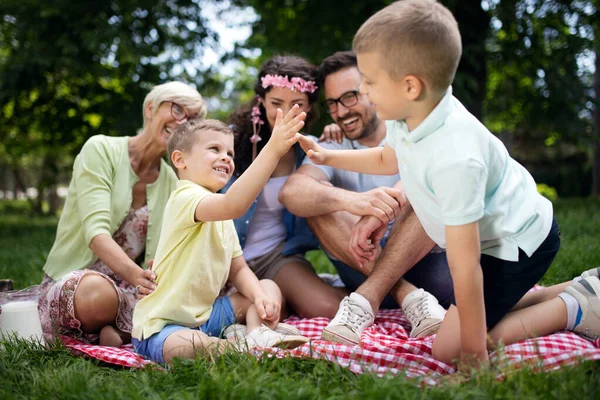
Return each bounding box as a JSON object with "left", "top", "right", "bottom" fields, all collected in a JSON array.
[{"left": 261, "top": 74, "right": 318, "bottom": 93}]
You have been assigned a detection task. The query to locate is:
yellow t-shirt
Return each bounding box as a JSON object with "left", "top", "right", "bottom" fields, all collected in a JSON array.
[{"left": 132, "top": 180, "right": 243, "bottom": 340}]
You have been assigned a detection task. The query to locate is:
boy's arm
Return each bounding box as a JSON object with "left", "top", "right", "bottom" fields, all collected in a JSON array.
[
  {"left": 195, "top": 108, "right": 305, "bottom": 222},
  {"left": 445, "top": 222, "right": 488, "bottom": 369},
  {"left": 229, "top": 255, "right": 279, "bottom": 321},
  {"left": 296, "top": 135, "right": 399, "bottom": 176}
]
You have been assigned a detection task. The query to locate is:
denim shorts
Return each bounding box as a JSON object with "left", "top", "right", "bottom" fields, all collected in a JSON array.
[{"left": 132, "top": 296, "right": 236, "bottom": 364}]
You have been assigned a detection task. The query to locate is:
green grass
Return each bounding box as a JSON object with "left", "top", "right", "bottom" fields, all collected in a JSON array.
[{"left": 1, "top": 198, "right": 599, "bottom": 399}]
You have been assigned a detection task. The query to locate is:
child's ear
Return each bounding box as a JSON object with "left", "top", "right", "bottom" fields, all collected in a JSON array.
[
  {"left": 171, "top": 150, "right": 186, "bottom": 170},
  {"left": 404, "top": 75, "right": 424, "bottom": 101}
]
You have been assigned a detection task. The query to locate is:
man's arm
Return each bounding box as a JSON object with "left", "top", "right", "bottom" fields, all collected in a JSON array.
[
  {"left": 279, "top": 164, "right": 353, "bottom": 217},
  {"left": 279, "top": 164, "right": 405, "bottom": 222}
]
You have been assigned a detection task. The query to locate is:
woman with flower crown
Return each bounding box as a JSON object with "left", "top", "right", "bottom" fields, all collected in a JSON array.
[{"left": 225, "top": 55, "right": 348, "bottom": 319}]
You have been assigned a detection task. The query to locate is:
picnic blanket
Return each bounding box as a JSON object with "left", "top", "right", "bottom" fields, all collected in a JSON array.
[{"left": 62, "top": 309, "right": 600, "bottom": 384}]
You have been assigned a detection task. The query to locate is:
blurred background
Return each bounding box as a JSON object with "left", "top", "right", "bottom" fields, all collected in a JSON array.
[{"left": 0, "top": 0, "right": 598, "bottom": 216}]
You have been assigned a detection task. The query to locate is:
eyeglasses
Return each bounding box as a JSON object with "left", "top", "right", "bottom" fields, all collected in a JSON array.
[
  {"left": 322, "top": 90, "right": 360, "bottom": 114},
  {"left": 170, "top": 102, "right": 188, "bottom": 121}
]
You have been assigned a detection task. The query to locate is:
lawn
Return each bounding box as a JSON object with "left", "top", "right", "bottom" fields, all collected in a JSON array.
[{"left": 1, "top": 198, "right": 599, "bottom": 399}]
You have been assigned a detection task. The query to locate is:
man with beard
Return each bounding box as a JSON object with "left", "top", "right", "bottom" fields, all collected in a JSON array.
[{"left": 278, "top": 51, "right": 454, "bottom": 344}]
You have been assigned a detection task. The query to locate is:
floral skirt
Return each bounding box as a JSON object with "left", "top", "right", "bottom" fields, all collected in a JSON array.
[{"left": 37, "top": 265, "right": 138, "bottom": 344}]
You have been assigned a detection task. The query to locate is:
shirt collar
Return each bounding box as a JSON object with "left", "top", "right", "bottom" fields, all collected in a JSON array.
[{"left": 396, "top": 86, "right": 454, "bottom": 143}]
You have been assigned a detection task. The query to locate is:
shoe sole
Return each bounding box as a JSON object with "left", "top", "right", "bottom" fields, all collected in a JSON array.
[
  {"left": 273, "top": 336, "right": 309, "bottom": 349},
  {"left": 411, "top": 320, "right": 443, "bottom": 338},
  {"left": 223, "top": 323, "right": 302, "bottom": 339},
  {"left": 321, "top": 328, "right": 359, "bottom": 346}
]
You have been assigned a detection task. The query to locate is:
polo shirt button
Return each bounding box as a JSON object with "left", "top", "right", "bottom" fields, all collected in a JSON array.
[{"left": 245, "top": 220, "right": 250, "bottom": 224}]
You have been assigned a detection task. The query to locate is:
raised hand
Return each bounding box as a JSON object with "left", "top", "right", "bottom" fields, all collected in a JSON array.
[
  {"left": 266, "top": 105, "right": 306, "bottom": 157},
  {"left": 318, "top": 123, "right": 344, "bottom": 143},
  {"left": 295, "top": 134, "right": 328, "bottom": 165}
]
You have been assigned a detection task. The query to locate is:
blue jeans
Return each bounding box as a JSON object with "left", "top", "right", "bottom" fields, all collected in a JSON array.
[
  {"left": 132, "top": 296, "right": 236, "bottom": 364},
  {"left": 331, "top": 250, "right": 455, "bottom": 309}
]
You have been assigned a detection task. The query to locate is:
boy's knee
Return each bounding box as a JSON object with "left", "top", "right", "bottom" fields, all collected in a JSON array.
[{"left": 259, "top": 279, "right": 282, "bottom": 297}]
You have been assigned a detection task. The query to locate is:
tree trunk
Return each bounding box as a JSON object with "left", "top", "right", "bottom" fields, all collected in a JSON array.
[
  {"left": 446, "top": 0, "right": 490, "bottom": 120},
  {"left": 592, "top": 5, "right": 600, "bottom": 197}
]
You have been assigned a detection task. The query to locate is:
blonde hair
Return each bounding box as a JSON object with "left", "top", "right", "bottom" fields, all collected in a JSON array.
[
  {"left": 168, "top": 118, "right": 233, "bottom": 175},
  {"left": 353, "top": 0, "right": 462, "bottom": 93},
  {"left": 142, "top": 81, "right": 207, "bottom": 127}
]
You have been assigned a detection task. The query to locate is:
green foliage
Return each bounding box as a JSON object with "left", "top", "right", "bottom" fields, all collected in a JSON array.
[
  {"left": 0, "top": 0, "right": 218, "bottom": 213},
  {"left": 537, "top": 183, "right": 559, "bottom": 201},
  {"left": 3, "top": 334, "right": 597, "bottom": 400}
]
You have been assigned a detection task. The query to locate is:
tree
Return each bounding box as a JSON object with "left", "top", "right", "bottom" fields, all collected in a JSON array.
[
  {"left": 485, "top": 0, "right": 595, "bottom": 195},
  {"left": 229, "top": 0, "right": 492, "bottom": 119},
  {"left": 0, "top": 0, "right": 215, "bottom": 213}
]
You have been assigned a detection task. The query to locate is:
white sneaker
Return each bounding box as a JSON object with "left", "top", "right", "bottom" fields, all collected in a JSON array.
[
  {"left": 236, "top": 325, "right": 308, "bottom": 350},
  {"left": 401, "top": 289, "right": 446, "bottom": 338},
  {"left": 223, "top": 323, "right": 302, "bottom": 339},
  {"left": 321, "top": 292, "right": 374, "bottom": 345},
  {"left": 565, "top": 276, "right": 600, "bottom": 340}
]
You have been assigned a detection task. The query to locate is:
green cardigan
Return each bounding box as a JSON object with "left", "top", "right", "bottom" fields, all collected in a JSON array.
[{"left": 43, "top": 135, "right": 177, "bottom": 280}]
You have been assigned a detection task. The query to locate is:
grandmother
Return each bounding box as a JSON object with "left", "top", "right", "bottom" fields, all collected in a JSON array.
[{"left": 38, "top": 82, "right": 206, "bottom": 347}]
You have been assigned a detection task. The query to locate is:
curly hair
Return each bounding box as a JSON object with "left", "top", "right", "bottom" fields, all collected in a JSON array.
[{"left": 229, "top": 55, "right": 320, "bottom": 175}]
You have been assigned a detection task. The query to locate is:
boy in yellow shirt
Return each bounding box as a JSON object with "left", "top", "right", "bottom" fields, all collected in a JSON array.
[{"left": 132, "top": 109, "right": 308, "bottom": 363}]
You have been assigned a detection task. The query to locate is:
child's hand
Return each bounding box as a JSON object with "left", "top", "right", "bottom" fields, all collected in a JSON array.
[
  {"left": 254, "top": 295, "right": 281, "bottom": 323},
  {"left": 349, "top": 216, "right": 387, "bottom": 270},
  {"left": 296, "top": 134, "right": 329, "bottom": 165},
  {"left": 266, "top": 105, "right": 306, "bottom": 157}
]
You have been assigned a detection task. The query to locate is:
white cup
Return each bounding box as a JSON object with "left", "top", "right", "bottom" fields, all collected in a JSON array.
[{"left": 0, "top": 300, "right": 45, "bottom": 343}]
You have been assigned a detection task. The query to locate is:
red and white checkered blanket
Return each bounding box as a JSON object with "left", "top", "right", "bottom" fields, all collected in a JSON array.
[{"left": 63, "top": 308, "right": 600, "bottom": 383}]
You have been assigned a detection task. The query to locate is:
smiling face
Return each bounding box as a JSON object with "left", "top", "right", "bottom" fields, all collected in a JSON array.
[
  {"left": 323, "top": 66, "right": 380, "bottom": 141},
  {"left": 262, "top": 87, "right": 311, "bottom": 129},
  {"left": 356, "top": 52, "right": 413, "bottom": 122},
  {"left": 174, "top": 129, "right": 235, "bottom": 192},
  {"left": 145, "top": 101, "right": 193, "bottom": 150}
]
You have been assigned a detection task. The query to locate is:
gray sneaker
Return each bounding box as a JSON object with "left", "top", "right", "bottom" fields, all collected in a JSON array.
[
  {"left": 223, "top": 322, "right": 302, "bottom": 339},
  {"left": 581, "top": 267, "right": 600, "bottom": 279},
  {"left": 564, "top": 276, "right": 600, "bottom": 341},
  {"left": 401, "top": 289, "right": 446, "bottom": 338},
  {"left": 321, "top": 292, "right": 374, "bottom": 345}
]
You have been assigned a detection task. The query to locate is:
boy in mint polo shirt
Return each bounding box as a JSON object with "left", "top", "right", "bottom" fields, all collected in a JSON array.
[{"left": 296, "top": 0, "right": 600, "bottom": 370}]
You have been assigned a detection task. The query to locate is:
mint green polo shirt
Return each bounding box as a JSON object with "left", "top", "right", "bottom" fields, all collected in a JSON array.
[
  {"left": 386, "top": 87, "right": 553, "bottom": 262},
  {"left": 43, "top": 135, "right": 178, "bottom": 279}
]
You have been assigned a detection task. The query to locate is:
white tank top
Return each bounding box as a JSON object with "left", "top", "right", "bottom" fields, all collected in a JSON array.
[{"left": 243, "top": 176, "right": 288, "bottom": 261}]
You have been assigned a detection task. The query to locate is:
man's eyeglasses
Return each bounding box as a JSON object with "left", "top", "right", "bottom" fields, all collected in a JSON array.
[
  {"left": 322, "top": 90, "right": 360, "bottom": 114},
  {"left": 170, "top": 102, "right": 188, "bottom": 121}
]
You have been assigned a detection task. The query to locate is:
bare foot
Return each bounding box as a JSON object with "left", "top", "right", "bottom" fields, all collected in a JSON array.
[{"left": 99, "top": 325, "right": 127, "bottom": 347}]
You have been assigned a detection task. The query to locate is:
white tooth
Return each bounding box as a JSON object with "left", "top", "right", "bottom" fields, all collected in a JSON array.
[{"left": 343, "top": 117, "right": 359, "bottom": 125}]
